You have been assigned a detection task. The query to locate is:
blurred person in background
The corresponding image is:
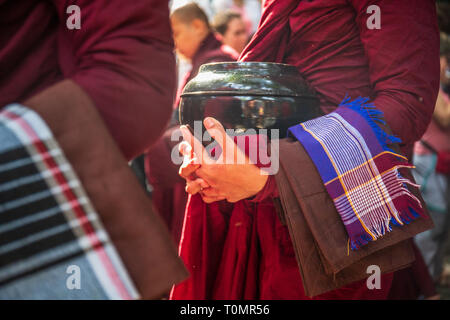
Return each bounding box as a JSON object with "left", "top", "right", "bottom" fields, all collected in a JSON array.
[
  {"left": 212, "top": 0, "right": 262, "bottom": 35},
  {"left": 145, "top": 3, "right": 238, "bottom": 246},
  {"left": 413, "top": 31, "right": 450, "bottom": 288},
  {"left": 212, "top": 10, "right": 249, "bottom": 54},
  {"left": 171, "top": 0, "right": 216, "bottom": 21}
]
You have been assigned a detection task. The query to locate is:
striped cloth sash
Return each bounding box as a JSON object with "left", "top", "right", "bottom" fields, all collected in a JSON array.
[
  {"left": 288, "top": 96, "right": 424, "bottom": 251},
  {"left": 0, "top": 104, "right": 138, "bottom": 299}
]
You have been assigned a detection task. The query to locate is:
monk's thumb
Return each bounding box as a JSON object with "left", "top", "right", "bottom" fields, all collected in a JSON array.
[
  {"left": 179, "top": 141, "right": 192, "bottom": 156},
  {"left": 204, "top": 117, "right": 224, "bottom": 142},
  {"left": 204, "top": 117, "right": 236, "bottom": 158},
  {"left": 204, "top": 117, "right": 221, "bottom": 130}
]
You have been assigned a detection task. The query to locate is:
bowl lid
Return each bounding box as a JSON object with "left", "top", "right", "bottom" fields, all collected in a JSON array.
[{"left": 181, "top": 62, "right": 316, "bottom": 98}]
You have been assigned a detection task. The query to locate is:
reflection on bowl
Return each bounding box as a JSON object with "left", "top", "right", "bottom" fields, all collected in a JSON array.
[{"left": 179, "top": 62, "right": 321, "bottom": 140}]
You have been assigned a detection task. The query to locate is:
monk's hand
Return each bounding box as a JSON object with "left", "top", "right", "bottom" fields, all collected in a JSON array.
[
  {"left": 178, "top": 140, "right": 225, "bottom": 203},
  {"left": 179, "top": 117, "right": 268, "bottom": 203}
]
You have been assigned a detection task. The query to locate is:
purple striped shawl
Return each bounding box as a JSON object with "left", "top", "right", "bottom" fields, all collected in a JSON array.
[{"left": 288, "top": 96, "right": 424, "bottom": 250}]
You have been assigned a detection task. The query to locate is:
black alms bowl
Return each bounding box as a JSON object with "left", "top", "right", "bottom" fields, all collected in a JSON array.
[{"left": 178, "top": 62, "right": 321, "bottom": 139}]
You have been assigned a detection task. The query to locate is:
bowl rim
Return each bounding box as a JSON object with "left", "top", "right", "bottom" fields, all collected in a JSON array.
[
  {"left": 184, "top": 62, "right": 317, "bottom": 98},
  {"left": 198, "top": 61, "right": 300, "bottom": 72},
  {"left": 180, "top": 91, "right": 318, "bottom": 98}
]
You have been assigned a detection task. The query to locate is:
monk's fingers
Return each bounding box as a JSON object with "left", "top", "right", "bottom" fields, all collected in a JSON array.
[
  {"left": 203, "top": 117, "right": 237, "bottom": 162},
  {"left": 180, "top": 125, "right": 210, "bottom": 164},
  {"left": 185, "top": 178, "right": 210, "bottom": 195},
  {"left": 195, "top": 165, "right": 219, "bottom": 186},
  {"left": 196, "top": 178, "right": 211, "bottom": 190},
  {"left": 179, "top": 157, "right": 200, "bottom": 179},
  {"left": 225, "top": 196, "right": 240, "bottom": 203},
  {"left": 200, "top": 186, "right": 226, "bottom": 198},
  {"left": 178, "top": 141, "right": 192, "bottom": 157},
  {"left": 200, "top": 194, "right": 226, "bottom": 204},
  {"left": 185, "top": 179, "right": 202, "bottom": 195}
]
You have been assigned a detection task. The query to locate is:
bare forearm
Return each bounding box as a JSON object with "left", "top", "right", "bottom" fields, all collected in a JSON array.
[
  {"left": 433, "top": 91, "right": 450, "bottom": 128},
  {"left": 23, "top": 80, "right": 98, "bottom": 141}
]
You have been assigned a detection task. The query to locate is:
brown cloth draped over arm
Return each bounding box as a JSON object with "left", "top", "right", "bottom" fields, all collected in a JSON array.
[
  {"left": 275, "top": 137, "right": 434, "bottom": 297},
  {"left": 240, "top": 0, "right": 439, "bottom": 296}
]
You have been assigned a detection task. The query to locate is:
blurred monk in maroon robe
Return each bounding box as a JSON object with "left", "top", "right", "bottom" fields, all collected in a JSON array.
[
  {"left": 0, "top": 0, "right": 175, "bottom": 159},
  {"left": 0, "top": 0, "right": 187, "bottom": 298},
  {"left": 145, "top": 3, "right": 238, "bottom": 246},
  {"left": 172, "top": 0, "right": 440, "bottom": 300}
]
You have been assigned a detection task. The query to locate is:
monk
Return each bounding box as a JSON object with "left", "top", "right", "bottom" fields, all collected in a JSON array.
[
  {"left": 145, "top": 3, "right": 238, "bottom": 246},
  {"left": 0, "top": 0, "right": 187, "bottom": 298},
  {"left": 172, "top": 0, "right": 440, "bottom": 300},
  {"left": 0, "top": 0, "right": 175, "bottom": 160},
  {"left": 212, "top": 10, "right": 249, "bottom": 54}
]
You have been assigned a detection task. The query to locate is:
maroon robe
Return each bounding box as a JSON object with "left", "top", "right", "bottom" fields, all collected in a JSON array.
[
  {"left": 171, "top": 0, "right": 440, "bottom": 300},
  {"left": 0, "top": 0, "right": 176, "bottom": 160},
  {"left": 145, "top": 33, "right": 238, "bottom": 246},
  {"left": 0, "top": 0, "right": 189, "bottom": 298}
]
